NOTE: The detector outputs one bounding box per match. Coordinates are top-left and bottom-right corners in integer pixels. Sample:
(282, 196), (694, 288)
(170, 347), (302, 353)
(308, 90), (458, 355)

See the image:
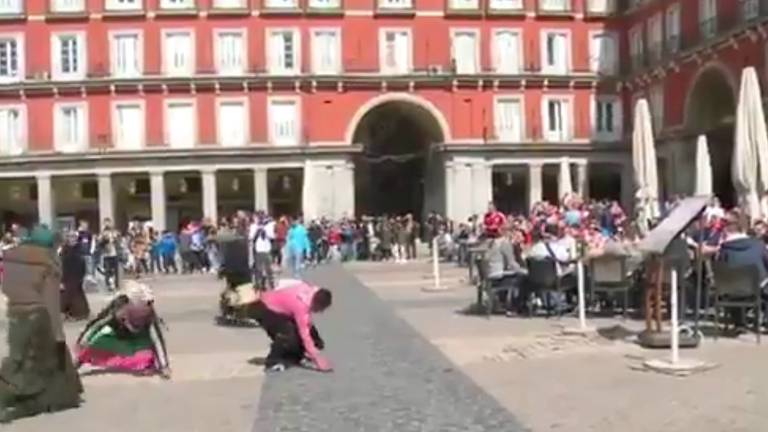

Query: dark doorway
(353, 100), (444, 218)
(686, 67), (736, 207)
(268, 168), (303, 218)
(588, 163), (622, 202)
(492, 167), (528, 214)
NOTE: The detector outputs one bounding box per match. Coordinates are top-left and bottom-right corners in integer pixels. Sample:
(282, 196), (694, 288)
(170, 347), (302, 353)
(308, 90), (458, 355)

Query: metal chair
(525, 257), (564, 317)
(712, 262), (763, 344)
(589, 254), (631, 319)
(475, 258), (523, 318)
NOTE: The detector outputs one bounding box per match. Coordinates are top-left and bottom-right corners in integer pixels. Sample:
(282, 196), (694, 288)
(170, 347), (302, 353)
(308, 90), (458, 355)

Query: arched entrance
(350, 95), (448, 218)
(685, 64), (737, 206)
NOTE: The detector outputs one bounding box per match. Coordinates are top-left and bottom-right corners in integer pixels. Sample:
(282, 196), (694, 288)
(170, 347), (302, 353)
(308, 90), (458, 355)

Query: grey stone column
(253, 167), (268, 213)
(201, 168), (218, 223)
(97, 172), (114, 225)
(444, 162), (456, 220)
(150, 170), (167, 232)
(333, 163), (355, 219)
(528, 162), (543, 209)
(36, 173), (53, 227)
(576, 161), (589, 199)
(470, 161), (493, 217)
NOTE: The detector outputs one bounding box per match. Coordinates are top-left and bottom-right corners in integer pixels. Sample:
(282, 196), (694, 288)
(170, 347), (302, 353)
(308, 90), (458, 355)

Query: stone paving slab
(253, 264), (527, 432)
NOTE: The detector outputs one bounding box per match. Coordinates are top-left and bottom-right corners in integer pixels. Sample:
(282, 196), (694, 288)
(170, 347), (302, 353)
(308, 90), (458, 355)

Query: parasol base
(642, 358), (718, 377)
(561, 326), (596, 336)
(638, 329), (701, 349)
(421, 285), (453, 293)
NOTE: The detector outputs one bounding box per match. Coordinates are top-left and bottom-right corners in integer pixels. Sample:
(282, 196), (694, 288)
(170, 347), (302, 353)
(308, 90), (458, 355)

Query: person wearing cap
(0, 225), (83, 423)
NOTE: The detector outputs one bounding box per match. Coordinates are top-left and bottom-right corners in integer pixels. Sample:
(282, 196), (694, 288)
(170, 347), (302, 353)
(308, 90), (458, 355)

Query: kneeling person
(249, 280), (332, 372)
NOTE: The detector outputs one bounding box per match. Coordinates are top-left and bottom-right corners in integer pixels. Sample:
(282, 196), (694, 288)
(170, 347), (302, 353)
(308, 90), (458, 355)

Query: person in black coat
(60, 234), (89, 321)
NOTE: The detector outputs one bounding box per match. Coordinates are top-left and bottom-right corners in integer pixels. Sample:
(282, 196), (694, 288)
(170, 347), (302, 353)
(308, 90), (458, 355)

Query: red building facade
(0, 0), (631, 230)
(622, 0), (768, 207)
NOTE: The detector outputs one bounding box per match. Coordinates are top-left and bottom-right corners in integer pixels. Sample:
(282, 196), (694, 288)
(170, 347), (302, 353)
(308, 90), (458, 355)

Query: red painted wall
(6, 1), (616, 151)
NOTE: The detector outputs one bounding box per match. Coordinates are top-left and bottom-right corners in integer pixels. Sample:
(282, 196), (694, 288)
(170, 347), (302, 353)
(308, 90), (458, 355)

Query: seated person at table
(528, 224), (577, 311)
(486, 231), (527, 314)
(712, 214), (768, 327)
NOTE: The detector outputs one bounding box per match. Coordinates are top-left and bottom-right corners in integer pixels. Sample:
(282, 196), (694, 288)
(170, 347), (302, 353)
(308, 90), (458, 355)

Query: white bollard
(670, 267), (680, 365)
(577, 260), (588, 331)
(432, 237), (441, 290)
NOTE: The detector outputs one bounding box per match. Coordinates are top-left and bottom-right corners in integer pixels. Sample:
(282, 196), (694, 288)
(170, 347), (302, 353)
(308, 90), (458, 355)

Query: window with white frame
(111, 32), (142, 78)
(450, 0), (479, 9)
(0, 106), (25, 155)
(380, 29), (411, 74)
(51, 0), (85, 13)
(163, 30), (194, 76)
(217, 99), (248, 147)
(494, 97), (523, 142)
(52, 33), (86, 80)
(0, 0), (22, 14)
(215, 30), (246, 75)
(589, 32), (617, 75)
(112, 102), (144, 150)
(55, 103), (87, 153)
(106, 0), (142, 11)
(489, 0), (523, 10)
(160, 0), (194, 9)
(378, 0), (412, 9)
(267, 29), (300, 75)
(451, 30), (479, 74)
(265, 0), (298, 8)
(492, 30), (522, 74)
(666, 4), (680, 53)
(165, 101), (196, 149)
(586, 0), (613, 14)
(649, 85), (664, 132)
(541, 31), (569, 74)
(308, 0), (341, 8)
(213, 0), (246, 7)
(592, 96), (622, 140)
(311, 29), (341, 75)
(539, 0), (570, 12)
(0, 35), (23, 83)
(699, 0), (717, 38)
(269, 98), (299, 146)
(647, 13), (663, 61)
(629, 25), (644, 69)
(542, 97), (571, 142)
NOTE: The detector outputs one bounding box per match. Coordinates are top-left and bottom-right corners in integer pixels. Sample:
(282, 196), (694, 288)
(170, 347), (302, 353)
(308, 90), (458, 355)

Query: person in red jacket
(483, 202), (507, 239)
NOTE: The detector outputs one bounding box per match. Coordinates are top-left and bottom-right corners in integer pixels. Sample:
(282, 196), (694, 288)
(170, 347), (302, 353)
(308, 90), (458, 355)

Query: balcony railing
(630, 52), (647, 71)
(646, 42), (662, 64)
(699, 16), (718, 40)
(664, 35), (680, 57)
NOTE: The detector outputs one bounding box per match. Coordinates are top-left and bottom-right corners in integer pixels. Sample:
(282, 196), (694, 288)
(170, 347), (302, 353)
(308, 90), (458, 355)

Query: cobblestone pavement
(253, 264), (527, 432)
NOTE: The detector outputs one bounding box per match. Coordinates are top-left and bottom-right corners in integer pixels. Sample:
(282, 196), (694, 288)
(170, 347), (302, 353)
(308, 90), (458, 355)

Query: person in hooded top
(0, 225), (83, 423)
(75, 280), (170, 378)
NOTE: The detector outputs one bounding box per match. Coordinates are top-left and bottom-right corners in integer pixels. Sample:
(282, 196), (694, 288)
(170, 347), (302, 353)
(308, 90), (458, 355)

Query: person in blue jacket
(158, 231), (178, 274)
(285, 217), (311, 278)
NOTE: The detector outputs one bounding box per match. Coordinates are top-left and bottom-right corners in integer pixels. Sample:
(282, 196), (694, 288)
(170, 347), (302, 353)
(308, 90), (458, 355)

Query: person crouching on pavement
(247, 280), (332, 373)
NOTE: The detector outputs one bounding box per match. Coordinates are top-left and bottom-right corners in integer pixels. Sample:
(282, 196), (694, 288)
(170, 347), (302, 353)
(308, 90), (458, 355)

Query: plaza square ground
(1, 262), (766, 432)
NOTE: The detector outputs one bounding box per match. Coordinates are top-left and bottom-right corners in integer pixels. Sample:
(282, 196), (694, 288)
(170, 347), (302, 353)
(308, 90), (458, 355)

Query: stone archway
(349, 94), (447, 218)
(684, 64), (737, 206)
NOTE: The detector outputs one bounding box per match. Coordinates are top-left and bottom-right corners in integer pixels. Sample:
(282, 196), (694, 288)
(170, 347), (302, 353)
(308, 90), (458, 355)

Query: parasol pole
(670, 267), (680, 365)
(577, 259), (588, 331)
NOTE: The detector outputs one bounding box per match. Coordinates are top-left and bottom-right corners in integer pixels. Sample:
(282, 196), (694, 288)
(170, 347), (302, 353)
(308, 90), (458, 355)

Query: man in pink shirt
(250, 280), (333, 372)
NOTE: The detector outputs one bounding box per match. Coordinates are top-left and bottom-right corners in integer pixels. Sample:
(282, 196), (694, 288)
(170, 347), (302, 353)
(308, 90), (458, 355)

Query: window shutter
(395, 32), (409, 73)
(613, 98), (623, 137)
(561, 100), (570, 141)
(53, 37), (62, 77)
